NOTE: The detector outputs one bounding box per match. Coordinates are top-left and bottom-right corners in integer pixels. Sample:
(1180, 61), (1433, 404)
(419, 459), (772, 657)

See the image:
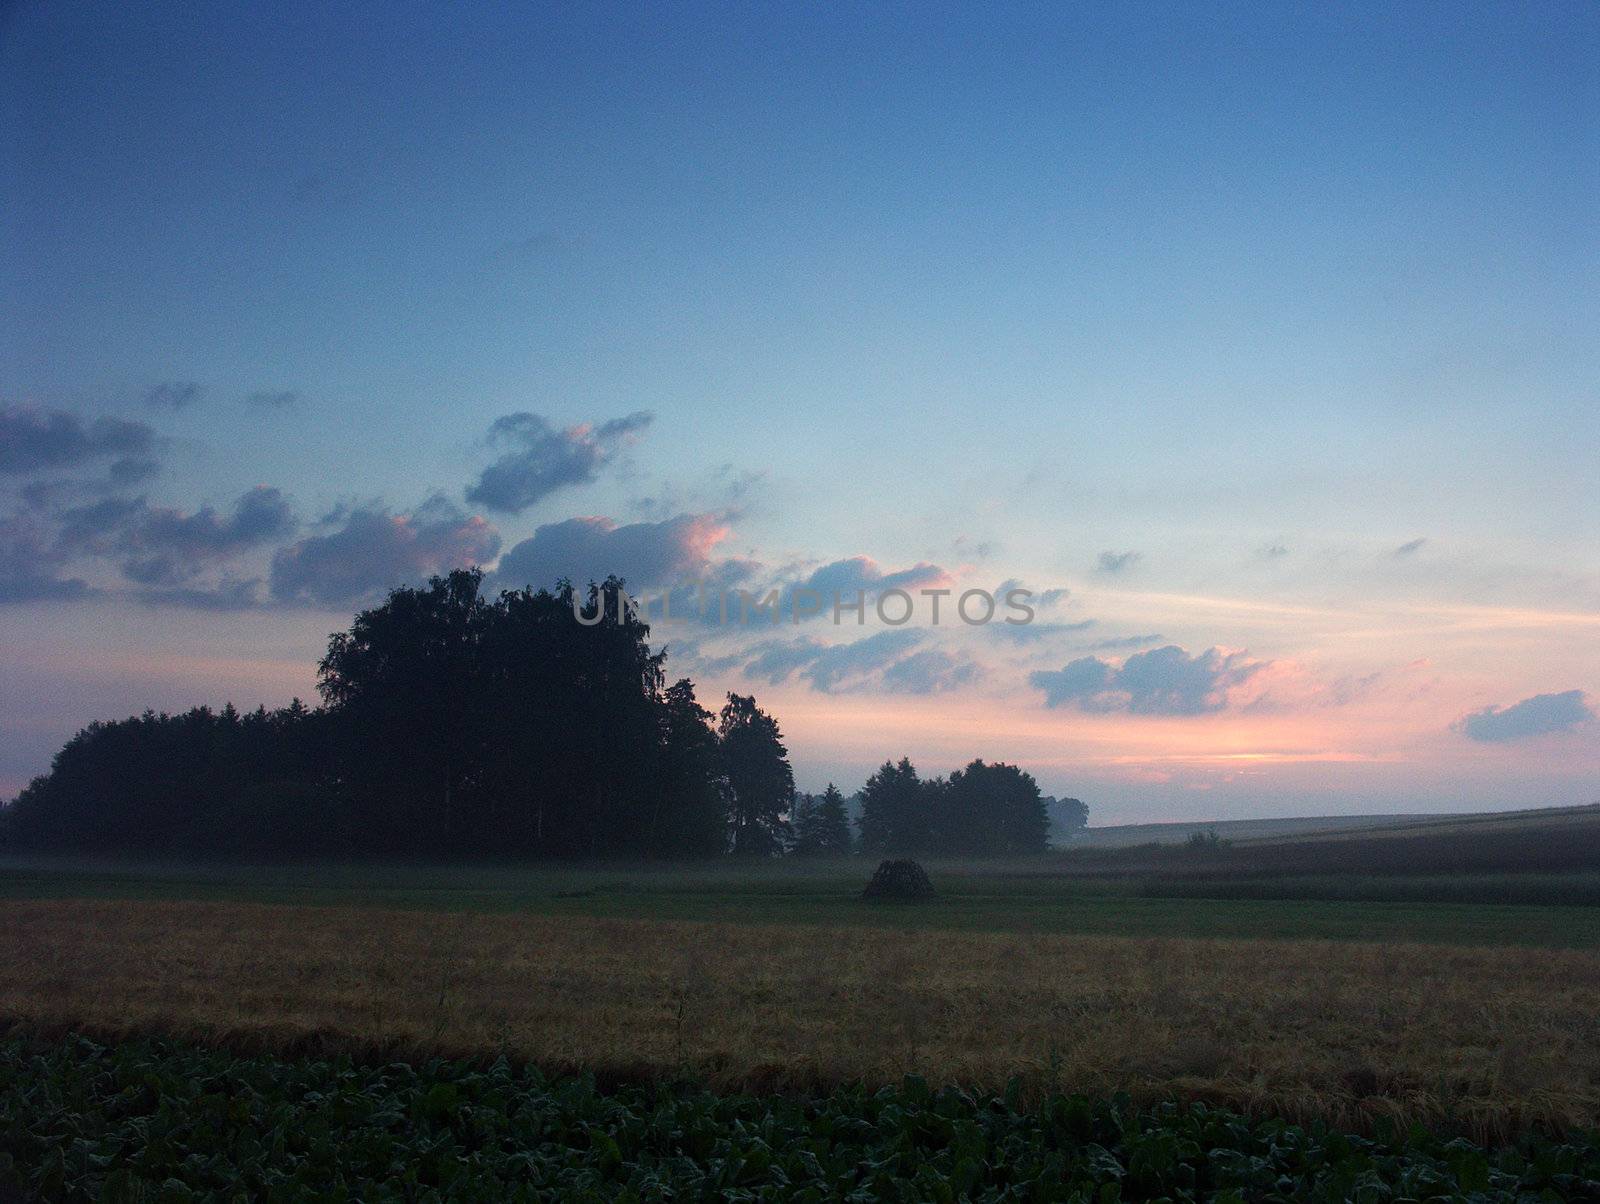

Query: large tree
(810, 783), (853, 855)
(856, 757), (933, 855)
(476, 577), (666, 857)
(790, 785), (851, 857)
(318, 569), (492, 853)
(1045, 795), (1090, 845)
(940, 759), (1050, 856)
(651, 678), (730, 857)
(718, 693), (793, 857)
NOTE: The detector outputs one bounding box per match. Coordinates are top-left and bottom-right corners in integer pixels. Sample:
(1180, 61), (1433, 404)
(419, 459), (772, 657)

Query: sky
(3, 2), (1598, 821)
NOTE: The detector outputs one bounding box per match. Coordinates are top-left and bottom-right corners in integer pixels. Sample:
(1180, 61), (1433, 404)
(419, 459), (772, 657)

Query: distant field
(1053, 802), (1600, 887)
(6, 806), (1600, 1155)
(5, 856), (1600, 946)
(1067, 801), (1600, 848)
(1236, 802), (1600, 845)
(5, 899), (1599, 1137)
(1065, 812), (1439, 847)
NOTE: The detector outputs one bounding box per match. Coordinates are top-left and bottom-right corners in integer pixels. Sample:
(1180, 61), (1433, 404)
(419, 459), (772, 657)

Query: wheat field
(5, 898), (1599, 1138)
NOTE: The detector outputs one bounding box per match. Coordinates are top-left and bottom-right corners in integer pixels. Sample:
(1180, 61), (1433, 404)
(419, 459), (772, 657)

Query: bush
(862, 858), (936, 901)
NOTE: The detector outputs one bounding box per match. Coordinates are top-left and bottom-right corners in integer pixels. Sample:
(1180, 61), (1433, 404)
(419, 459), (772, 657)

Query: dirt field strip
(5, 898), (1599, 1136)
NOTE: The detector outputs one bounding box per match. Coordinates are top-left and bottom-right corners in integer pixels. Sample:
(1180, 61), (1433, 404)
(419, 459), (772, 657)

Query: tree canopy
(792, 784), (853, 856)
(1, 571), (1084, 861)
(857, 756), (1053, 857)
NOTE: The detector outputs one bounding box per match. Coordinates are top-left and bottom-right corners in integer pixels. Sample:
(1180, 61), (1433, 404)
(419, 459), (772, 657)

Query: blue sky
(3, 2), (1597, 818)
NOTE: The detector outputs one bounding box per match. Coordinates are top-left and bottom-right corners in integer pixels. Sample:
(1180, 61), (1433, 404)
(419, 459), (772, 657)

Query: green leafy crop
(2, 1035), (1596, 1201)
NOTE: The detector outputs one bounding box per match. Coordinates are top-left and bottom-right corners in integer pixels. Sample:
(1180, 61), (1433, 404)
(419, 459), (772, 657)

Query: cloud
(108, 457), (160, 487)
(741, 636), (832, 684)
(797, 555), (950, 596)
(495, 512), (734, 591)
(1088, 633), (1166, 651)
(1454, 690), (1595, 743)
(995, 579), (1069, 609)
(465, 410), (653, 513)
(952, 534), (997, 561)
(132, 578), (265, 611)
(121, 487), (297, 585)
(14, 460), (157, 511)
(1030, 644), (1269, 715)
(733, 630), (977, 695)
(270, 495), (500, 607)
(989, 618), (1096, 645)
(1097, 550), (1141, 573)
(0, 405), (158, 476)
(142, 381), (203, 410)
(742, 629), (926, 693)
(880, 648), (982, 695)
(629, 463), (766, 523)
(53, 496), (148, 556)
(755, 556), (952, 627)
(1393, 537), (1428, 557)
(0, 575), (91, 604)
(0, 510), (92, 604)
(53, 487), (297, 587)
(246, 390), (300, 410)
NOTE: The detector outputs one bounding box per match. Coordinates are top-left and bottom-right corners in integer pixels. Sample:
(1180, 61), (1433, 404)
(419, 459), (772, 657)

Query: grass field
(6, 897), (1600, 1139)
(1065, 802), (1600, 849)
(5, 853), (1600, 947)
(1064, 811), (1442, 847)
(4, 805), (1599, 1186)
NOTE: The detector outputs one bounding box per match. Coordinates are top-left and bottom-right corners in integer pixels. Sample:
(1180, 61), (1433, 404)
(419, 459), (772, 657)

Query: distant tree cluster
(1046, 795), (1090, 843)
(855, 757), (1053, 857)
(0, 572), (790, 859)
(789, 785), (852, 856)
(0, 700), (340, 857)
(1, 569), (1088, 861)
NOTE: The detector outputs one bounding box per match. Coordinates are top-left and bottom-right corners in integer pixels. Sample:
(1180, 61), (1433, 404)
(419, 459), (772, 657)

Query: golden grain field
(5, 898), (1599, 1136)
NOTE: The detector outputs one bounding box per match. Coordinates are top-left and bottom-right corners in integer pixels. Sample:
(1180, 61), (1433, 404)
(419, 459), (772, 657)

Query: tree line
(0, 570), (1086, 859)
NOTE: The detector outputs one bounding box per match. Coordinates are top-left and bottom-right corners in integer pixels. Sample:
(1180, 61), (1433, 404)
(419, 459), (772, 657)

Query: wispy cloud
(1096, 550), (1141, 573)
(246, 390), (300, 410)
(1087, 633), (1165, 651)
(742, 629), (931, 693)
(142, 381), (203, 411)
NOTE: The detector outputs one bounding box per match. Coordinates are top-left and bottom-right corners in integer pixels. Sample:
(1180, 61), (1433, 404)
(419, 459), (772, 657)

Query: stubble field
(6, 897), (1599, 1139)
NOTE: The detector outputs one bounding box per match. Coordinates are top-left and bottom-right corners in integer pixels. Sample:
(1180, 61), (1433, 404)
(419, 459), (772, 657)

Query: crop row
(3, 1034), (1598, 1201)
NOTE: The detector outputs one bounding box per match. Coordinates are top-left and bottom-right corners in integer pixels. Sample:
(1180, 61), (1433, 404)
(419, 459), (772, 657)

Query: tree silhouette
(0, 571), (1080, 863)
(941, 759), (1050, 856)
(718, 693), (793, 857)
(811, 783), (852, 855)
(857, 757), (931, 855)
(318, 569), (492, 853)
(1045, 795), (1090, 845)
(790, 792), (820, 855)
(652, 678), (730, 857)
